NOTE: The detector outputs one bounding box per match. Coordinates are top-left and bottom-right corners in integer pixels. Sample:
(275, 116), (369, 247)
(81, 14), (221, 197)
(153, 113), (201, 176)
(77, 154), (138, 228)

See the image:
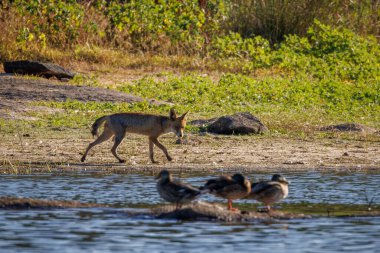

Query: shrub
(14, 0), (85, 48)
(209, 32), (272, 68)
(223, 0), (379, 44)
(277, 21), (380, 81)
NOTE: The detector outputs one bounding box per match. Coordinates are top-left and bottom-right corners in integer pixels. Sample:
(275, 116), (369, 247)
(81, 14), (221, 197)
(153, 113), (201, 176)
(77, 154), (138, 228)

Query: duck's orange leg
(227, 199), (239, 212)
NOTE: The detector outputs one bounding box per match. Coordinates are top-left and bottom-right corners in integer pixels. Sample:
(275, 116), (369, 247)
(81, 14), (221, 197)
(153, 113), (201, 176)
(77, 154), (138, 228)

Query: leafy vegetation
(0, 0), (378, 60)
(224, 0), (379, 44)
(0, 1), (379, 138)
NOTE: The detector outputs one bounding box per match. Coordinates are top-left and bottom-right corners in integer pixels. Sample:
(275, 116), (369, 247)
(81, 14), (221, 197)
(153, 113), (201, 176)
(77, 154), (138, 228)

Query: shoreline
(2, 133), (379, 174)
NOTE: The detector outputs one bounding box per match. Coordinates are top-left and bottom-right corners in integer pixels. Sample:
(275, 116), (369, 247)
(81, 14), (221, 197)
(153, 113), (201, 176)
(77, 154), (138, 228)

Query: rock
(206, 112), (267, 135)
(152, 202), (308, 221)
(0, 75), (166, 105)
(318, 123), (377, 133)
(189, 118), (217, 127)
(4, 60), (76, 79)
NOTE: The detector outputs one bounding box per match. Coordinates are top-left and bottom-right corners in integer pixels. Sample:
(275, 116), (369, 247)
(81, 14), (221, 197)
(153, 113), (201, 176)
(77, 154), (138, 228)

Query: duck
(246, 174), (289, 211)
(201, 173), (251, 211)
(156, 170), (202, 210)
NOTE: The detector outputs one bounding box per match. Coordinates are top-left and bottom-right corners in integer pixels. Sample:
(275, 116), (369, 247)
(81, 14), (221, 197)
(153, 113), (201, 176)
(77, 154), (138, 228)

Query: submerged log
(2, 197), (378, 221)
(152, 202), (308, 221)
(0, 197), (305, 221)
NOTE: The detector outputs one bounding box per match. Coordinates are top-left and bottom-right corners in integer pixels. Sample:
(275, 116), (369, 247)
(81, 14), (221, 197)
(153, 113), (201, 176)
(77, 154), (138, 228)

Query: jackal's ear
(169, 108), (177, 120)
(179, 111), (189, 120)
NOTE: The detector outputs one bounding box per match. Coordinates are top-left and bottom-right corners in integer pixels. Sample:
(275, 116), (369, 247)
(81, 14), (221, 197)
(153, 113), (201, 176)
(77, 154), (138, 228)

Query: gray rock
(4, 60), (76, 79)
(318, 123), (376, 133)
(189, 118), (217, 127)
(206, 112), (267, 135)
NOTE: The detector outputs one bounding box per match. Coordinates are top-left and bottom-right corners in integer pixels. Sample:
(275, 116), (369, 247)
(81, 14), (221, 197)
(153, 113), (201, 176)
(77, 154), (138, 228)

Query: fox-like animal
(81, 108), (188, 164)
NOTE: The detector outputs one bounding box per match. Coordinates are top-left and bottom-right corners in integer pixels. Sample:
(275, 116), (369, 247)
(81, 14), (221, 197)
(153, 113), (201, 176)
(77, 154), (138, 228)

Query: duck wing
(203, 176), (249, 198)
(169, 181), (201, 199)
(248, 181), (282, 200)
(202, 175), (233, 193)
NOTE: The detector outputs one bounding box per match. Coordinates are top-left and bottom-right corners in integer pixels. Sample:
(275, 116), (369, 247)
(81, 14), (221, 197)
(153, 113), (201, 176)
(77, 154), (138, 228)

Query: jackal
(81, 108), (188, 164)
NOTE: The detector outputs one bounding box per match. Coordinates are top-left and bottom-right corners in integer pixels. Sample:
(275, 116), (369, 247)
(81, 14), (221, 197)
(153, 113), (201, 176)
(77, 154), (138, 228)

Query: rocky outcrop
(0, 75), (146, 103)
(4, 60), (76, 79)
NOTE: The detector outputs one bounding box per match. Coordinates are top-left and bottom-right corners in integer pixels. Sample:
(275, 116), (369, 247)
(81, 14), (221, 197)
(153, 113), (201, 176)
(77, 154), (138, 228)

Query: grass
(1, 67), (377, 143)
(21, 70), (378, 139)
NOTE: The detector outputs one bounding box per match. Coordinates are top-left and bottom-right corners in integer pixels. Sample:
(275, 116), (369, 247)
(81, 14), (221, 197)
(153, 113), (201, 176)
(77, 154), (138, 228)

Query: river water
(0, 171), (379, 252)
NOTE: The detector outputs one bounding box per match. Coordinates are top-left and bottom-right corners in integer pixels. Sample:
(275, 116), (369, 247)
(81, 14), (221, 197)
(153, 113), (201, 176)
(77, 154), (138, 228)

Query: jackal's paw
(151, 160), (160, 164)
(167, 156), (173, 162)
(118, 159), (126, 163)
(80, 157), (86, 162)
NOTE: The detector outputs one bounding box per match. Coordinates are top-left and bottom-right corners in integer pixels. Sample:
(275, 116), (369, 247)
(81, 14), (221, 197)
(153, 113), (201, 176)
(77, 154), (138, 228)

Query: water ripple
(0, 172), (379, 252)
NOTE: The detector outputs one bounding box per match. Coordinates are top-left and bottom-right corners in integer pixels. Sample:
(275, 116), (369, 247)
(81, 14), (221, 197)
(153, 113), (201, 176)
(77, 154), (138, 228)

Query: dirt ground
(1, 74), (379, 173)
(2, 128), (380, 173)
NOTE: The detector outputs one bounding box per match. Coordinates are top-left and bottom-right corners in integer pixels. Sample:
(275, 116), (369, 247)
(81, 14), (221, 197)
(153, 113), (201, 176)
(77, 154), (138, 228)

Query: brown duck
(156, 170), (201, 210)
(246, 174), (289, 210)
(201, 173), (251, 211)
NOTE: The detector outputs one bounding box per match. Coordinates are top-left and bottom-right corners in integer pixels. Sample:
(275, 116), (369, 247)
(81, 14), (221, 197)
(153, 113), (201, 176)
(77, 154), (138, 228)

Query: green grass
(21, 69), (378, 140)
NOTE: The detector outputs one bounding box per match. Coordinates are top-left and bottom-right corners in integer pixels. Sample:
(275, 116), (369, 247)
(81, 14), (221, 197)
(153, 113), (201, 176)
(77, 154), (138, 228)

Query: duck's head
(272, 174), (289, 185)
(232, 173), (246, 184)
(156, 170), (172, 181)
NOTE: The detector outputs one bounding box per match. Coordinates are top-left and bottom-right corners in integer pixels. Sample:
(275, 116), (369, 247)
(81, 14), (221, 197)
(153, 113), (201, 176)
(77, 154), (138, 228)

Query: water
(0, 171), (379, 253)
(1, 172), (378, 205)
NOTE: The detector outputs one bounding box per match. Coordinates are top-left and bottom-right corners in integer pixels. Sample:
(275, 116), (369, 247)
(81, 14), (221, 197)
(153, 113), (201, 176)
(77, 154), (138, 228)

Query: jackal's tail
(91, 115), (108, 137)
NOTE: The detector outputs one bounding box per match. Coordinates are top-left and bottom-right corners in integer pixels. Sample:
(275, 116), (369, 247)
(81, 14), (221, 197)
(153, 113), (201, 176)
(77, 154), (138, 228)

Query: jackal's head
(169, 108), (188, 138)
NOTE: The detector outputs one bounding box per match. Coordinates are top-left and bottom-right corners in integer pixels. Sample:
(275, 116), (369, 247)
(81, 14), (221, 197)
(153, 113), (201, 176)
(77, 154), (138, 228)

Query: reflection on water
(0, 172), (379, 252)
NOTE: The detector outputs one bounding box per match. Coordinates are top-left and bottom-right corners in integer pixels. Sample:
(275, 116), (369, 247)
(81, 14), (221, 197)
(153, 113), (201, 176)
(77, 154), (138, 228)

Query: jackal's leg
(148, 138), (159, 163)
(151, 137), (173, 162)
(81, 128), (113, 162)
(111, 133), (126, 163)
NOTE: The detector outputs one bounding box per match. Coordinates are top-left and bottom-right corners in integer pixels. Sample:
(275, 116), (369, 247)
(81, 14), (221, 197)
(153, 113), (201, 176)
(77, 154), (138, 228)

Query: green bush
(103, 0), (214, 53)
(223, 0), (379, 44)
(14, 0), (84, 48)
(1, 0), (378, 58)
(209, 32), (272, 68)
(277, 21), (380, 81)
